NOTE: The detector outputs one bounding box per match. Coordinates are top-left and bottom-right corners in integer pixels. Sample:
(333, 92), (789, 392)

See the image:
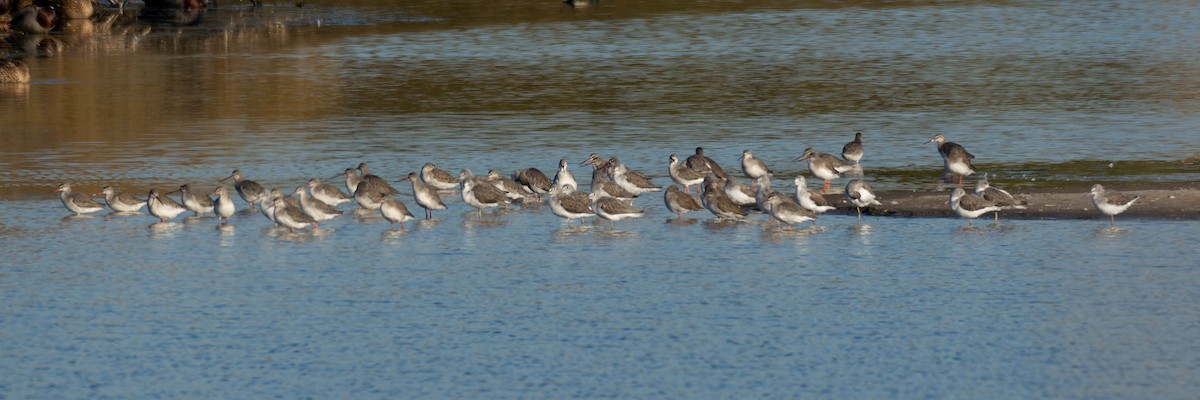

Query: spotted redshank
(212, 186), (236, 225)
(357, 162), (401, 195)
(794, 147), (856, 194)
(950, 187), (1001, 225)
(609, 157), (660, 199)
(171, 184), (214, 216)
(844, 179), (882, 221)
(379, 195), (415, 231)
(220, 169), (266, 209)
(703, 175), (748, 220)
(664, 184), (703, 219)
(553, 158), (578, 192)
(686, 147), (729, 180)
(273, 197), (316, 233)
(842, 132), (864, 164)
(307, 177), (350, 206)
(927, 133), (975, 186)
(974, 179), (1025, 221)
(549, 184), (595, 225)
(294, 186), (341, 226)
(98, 186), (146, 213)
(56, 184), (105, 215)
(739, 149), (772, 189)
(763, 194), (816, 229)
(1088, 184), (1140, 226)
(587, 162), (636, 203)
(401, 172), (446, 219)
(793, 176), (836, 214)
(589, 190), (645, 229)
(487, 169), (533, 202)
(460, 169), (510, 217)
(147, 188), (187, 222)
(668, 154), (705, 195)
(722, 176), (757, 208)
(259, 191), (281, 223)
(334, 167), (362, 195)
(421, 162), (460, 191)
(513, 168), (552, 201)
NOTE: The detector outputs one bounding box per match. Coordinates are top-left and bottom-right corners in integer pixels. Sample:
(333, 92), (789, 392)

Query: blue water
(2, 197), (1198, 398)
(3, 0), (1200, 397)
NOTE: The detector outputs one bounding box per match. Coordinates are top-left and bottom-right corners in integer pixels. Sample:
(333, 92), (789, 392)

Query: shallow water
(2, 0), (1199, 397)
(2, 199), (1199, 398)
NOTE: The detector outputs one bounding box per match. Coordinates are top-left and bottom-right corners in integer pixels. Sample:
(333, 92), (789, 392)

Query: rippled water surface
(2, 0), (1199, 397)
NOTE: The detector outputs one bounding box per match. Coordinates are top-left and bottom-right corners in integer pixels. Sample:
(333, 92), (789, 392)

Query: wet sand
(827, 181), (1200, 221)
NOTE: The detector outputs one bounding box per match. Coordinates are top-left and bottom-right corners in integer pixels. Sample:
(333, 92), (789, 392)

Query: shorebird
(10, 4), (57, 34)
(589, 190), (645, 229)
(421, 162), (460, 191)
(212, 187), (235, 225)
(950, 187), (1001, 225)
(552, 158), (577, 191)
(753, 176), (777, 212)
(586, 160), (637, 203)
(147, 189), (187, 222)
(351, 182), (389, 211)
(220, 169), (266, 209)
(307, 178), (350, 206)
(294, 186), (342, 224)
(460, 169), (510, 217)
(927, 133), (975, 186)
(609, 157), (660, 198)
(842, 132), (864, 164)
(334, 167), (362, 195)
(763, 194), (816, 229)
(844, 179), (882, 222)
(1088, 184), (1140, 226)
(486, 169), (533, 202)
(739, 149), (772, 188)
(974, 179), (1025, 221)
(794, 147), (856, 194)
(722, 176), (757, 208)
(171, 184), (214, 216)
(703, 175), (748, 220)
(356, 162), (401, 195)
(668, 154), (705, 195)
(273, 197), (316, 232)
(401, 172), (446, 219)
(664, 184), (704, 219)
(513, 168), (552, 201)
(793, 176), (836, 215)
(379, 195), (415, 231)
(549, 184), (594, 225)
(56, 184), (105, 215)
(686, 147), (728, 180)
(98, 186), (146, 213)
(258, 191), (282, 224)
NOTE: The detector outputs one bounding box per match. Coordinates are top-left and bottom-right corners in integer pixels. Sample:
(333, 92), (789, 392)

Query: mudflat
(821, 181), (1200, 221)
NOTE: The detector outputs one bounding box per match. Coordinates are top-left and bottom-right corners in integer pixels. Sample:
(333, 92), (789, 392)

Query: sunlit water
(2, 0), (1200, 397)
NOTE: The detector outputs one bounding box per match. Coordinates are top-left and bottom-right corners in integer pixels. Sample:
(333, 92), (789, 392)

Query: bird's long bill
(330, 171), (348, 179)
(219, 174), (235, 182)
(577, 158), (593, 167)
(791, 154), (811, 162)
(167, 189), (182, 195)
